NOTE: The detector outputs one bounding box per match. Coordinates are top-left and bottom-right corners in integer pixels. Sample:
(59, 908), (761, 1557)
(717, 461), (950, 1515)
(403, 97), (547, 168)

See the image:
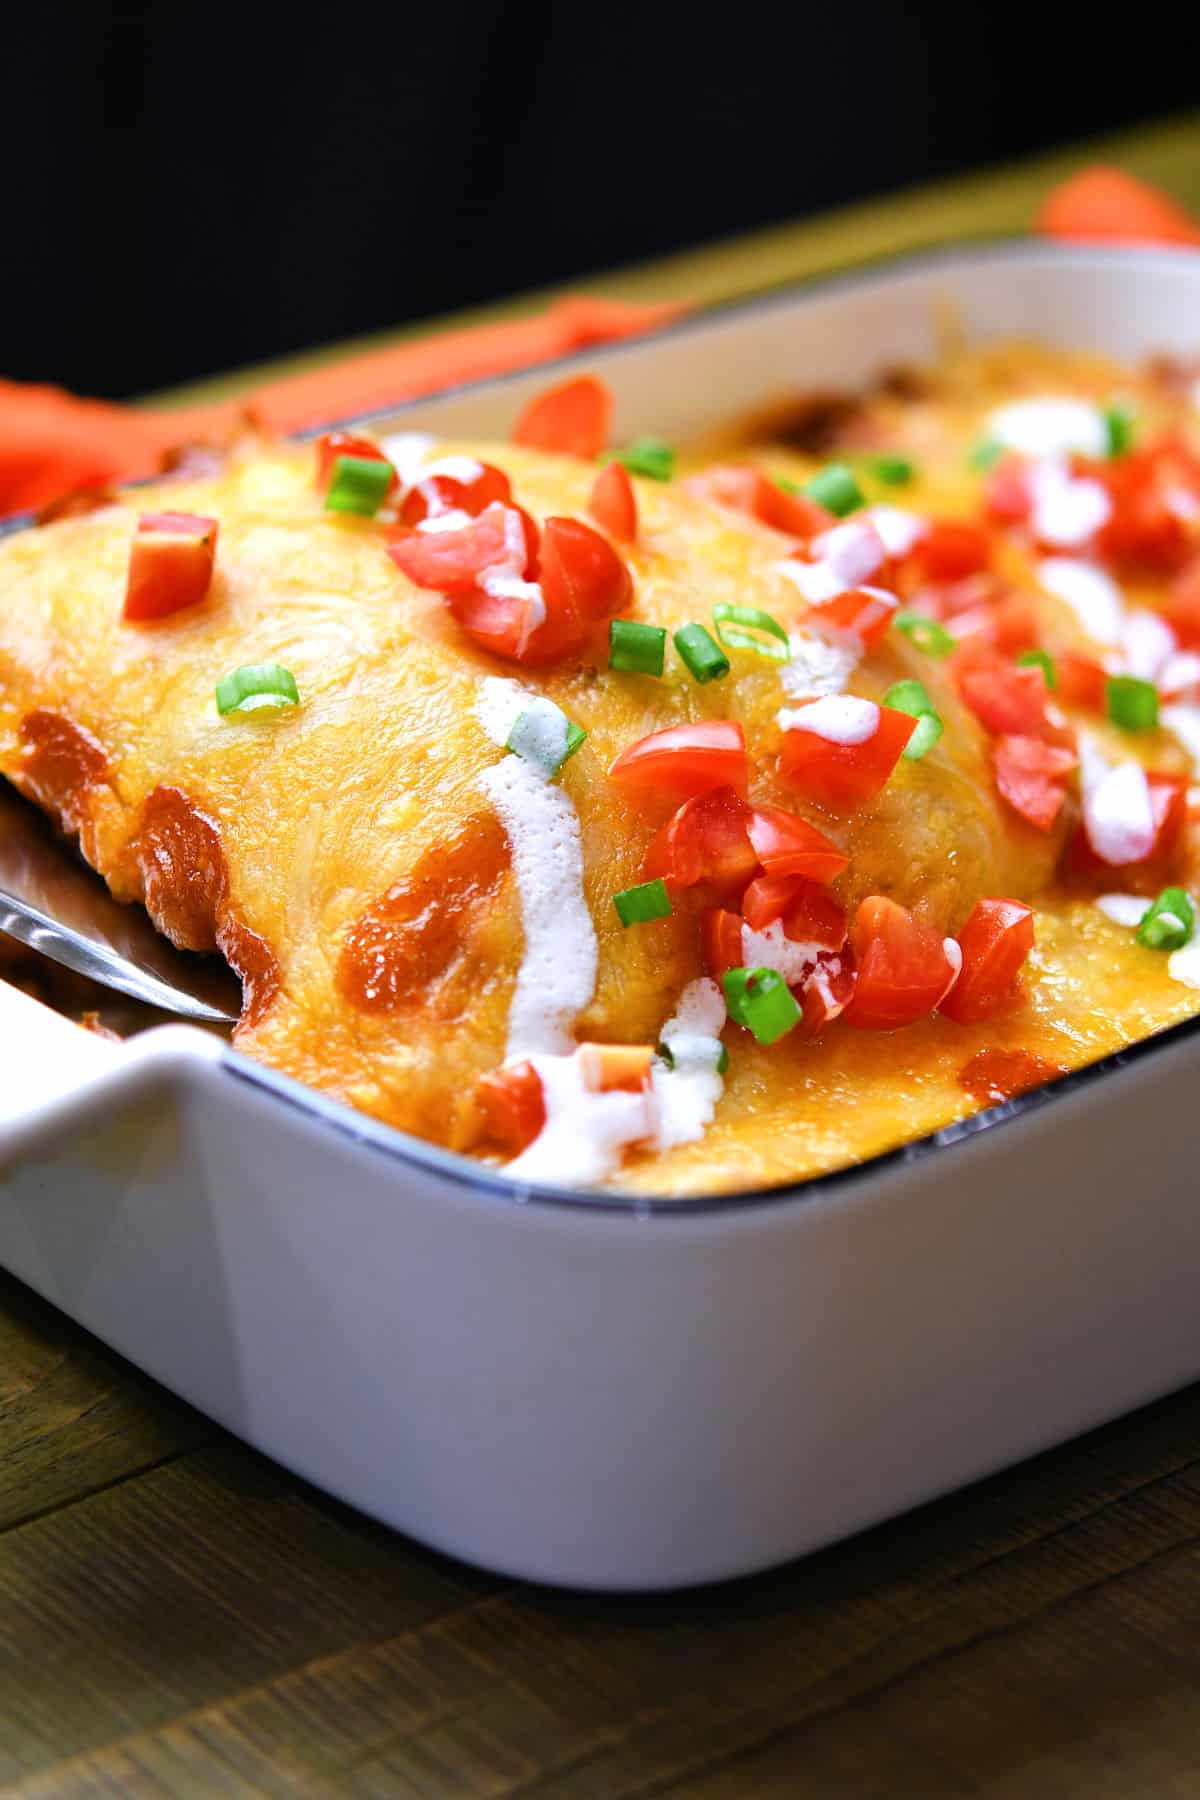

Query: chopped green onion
(774, 476), (800, 495)
(1106, 675), (1159, 732)
(656, 1037), (729, 1074)
(613, 878), (672, 927)
(802, 463), (865, 517)
(884, 678), (943, 761)
(712, 601), (790, 662)
(674, 622), (731, 684)
(869, 454), (915, 486)
(1102, 402), (1135, 459)
(722, 966), (802, 1045)
(215, 663), (300, 717)
(324, 454), (394, 516)
(894, 611), (957, 658)
(1018, 648), (1058, 690)
(1136, 887), (1195, 951)
(969, 439), (1004, 472)
(609, 618), (666, 676)
(609, 437), (676, 482)
(506, 700), (587, 776)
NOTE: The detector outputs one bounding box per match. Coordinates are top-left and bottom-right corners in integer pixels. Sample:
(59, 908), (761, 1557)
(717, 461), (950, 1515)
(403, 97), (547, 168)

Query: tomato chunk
(643, 787), (757, 897)
(1163, 555), (1200, 647)
(939, 897), (1035, 1023)
(526, 515), (632, 662)
(398, 460), (512, 525)
(388, 501), (536, 595)
(778, 702), (916, 808)
(983, 455), (1032, 524)
(993, 735), (1078, 832)
(842, 895), (955, 1031)
(800, 954), (856, 1034)
(315, 432), (397, 498)
(804, 587), (897, 648)
(124, 512), (218, 622)
(610, 721), (748, 804)
(476, 1061), (546, 1154)
(954, 647), (1051, 737)
(905, 519), (991, 582)
(1071, 770), (1188, 873)
(746, 804), (848, 883)
(512, 375), (612, 459)
(701, 908), (746, 980)
(684, 464), (834, 539)
(578, 1043), (655, 1093)
(1093, 441), (1199, 573)
(1056, 650), (1108, 711)
(589, 459), (638, 540)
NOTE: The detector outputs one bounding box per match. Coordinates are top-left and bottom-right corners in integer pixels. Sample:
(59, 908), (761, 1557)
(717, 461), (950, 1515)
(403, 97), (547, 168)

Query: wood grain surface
(4, 1263), (1200, 1797)
(7, 115), (1200, 1796)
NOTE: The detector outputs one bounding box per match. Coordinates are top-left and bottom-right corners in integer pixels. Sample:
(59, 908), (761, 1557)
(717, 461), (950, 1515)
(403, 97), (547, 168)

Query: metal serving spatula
(0, 781), (241, 1024)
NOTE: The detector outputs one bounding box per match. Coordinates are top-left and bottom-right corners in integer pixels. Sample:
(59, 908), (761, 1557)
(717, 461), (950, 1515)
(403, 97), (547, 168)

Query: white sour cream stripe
(777, 695), (880, 744)
(987, 398), (1108, 459)
(1078, 738), (1156, 866)
(779, 632), (862, 700)
(651, 978), (728, 1151)
(1038, 558), (1125, 646)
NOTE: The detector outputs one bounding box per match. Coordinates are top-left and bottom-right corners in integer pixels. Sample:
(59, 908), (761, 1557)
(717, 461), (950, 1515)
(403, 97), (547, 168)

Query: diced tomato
(842, 895), (955, 1031)
(1071, 771), (1188, 873)
(589, 459), (638, 540)
(123, 512), (219, 622)
(525, 515), (633, 662)
(988, 594), (1041, 654)
(398, 459), (512, 525)
(1057, 650), (1108, 711)
(741, 872), (805, 930)
(643, 787), (757, 897)
(578, 1043), (654, 1093)
(778, 703), (916, 808)
(315, 432), (397, 498)
(983, 455), (1032, 524)
(512, 375), (612, 459)
(939, 897), (1035, 1023)
(745, 803), (848, 883)
(781, 880), (848, 949)
(684, 464), (835, 539)
(701, 907), (745, 979)
(805, 587), (897, 647)
(388, 501), (537, 595)
(476, 1061), (545, 1154)
(904, 518), (991, 582)
(610, 721), (748, 804)
(799, 953), (856, 1034)
(1093, 442), (1198, 574)
(993, 735), (1078, 832)
(1162, 556), (1200, 647)
(954, 647), (1051, 737)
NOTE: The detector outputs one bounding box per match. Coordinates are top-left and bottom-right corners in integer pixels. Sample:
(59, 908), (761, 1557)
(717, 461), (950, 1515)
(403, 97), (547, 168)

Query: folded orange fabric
(1036, 164), (1200, 248)
(0, 295), (683, 516)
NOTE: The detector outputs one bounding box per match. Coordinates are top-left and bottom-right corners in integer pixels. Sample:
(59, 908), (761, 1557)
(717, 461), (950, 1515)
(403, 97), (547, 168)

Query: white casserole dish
(3, 242), (1200, 1592)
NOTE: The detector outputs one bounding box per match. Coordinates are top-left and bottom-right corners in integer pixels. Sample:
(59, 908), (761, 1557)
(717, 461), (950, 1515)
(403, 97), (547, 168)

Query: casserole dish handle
(0, 979), (221, 1170)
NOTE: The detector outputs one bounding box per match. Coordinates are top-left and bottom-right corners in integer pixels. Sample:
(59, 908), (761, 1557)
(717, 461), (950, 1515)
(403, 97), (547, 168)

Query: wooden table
(7, 116), (1200, 1796)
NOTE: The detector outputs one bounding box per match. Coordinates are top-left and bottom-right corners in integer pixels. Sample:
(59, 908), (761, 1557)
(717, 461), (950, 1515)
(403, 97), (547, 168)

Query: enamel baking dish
(5, 242), (1200, 1592)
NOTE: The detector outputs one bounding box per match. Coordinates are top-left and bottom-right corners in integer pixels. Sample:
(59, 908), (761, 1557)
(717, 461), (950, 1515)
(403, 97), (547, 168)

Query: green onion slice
(216, 663), (300, 716)
(609, 618), (666, 676)
(324, 454), (394, 516)
(673, 622), (730, 684)
(656, 1036), (729, 1074)
(1102, 402), (1135, 459)
(869, 455), (915, 486)
(1136, 887), (1195, 951)
(893, 612), (957, 658)
(1018, 648), (1058, 689)
(608, 437), (676, 482)
(1106, 675), (1160, 733)
(712, 602), (790, 662)
(506, 699), (587, 776)
(613, 878), (672, 927)
(722, 966), (801, 1045)
(802, 463), (865, 517)
(884, 679), (943, 761)
(969, 439), (1004, 472)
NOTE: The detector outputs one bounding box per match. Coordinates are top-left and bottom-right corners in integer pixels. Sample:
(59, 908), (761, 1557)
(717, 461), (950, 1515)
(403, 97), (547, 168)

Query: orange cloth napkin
(0, 295), (682, 516)
(1036, 164), (1200, 247)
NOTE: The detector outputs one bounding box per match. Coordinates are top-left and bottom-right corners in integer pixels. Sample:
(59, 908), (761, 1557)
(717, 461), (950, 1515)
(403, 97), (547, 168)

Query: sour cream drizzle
(777, 695), (880, 744)
(987, 398), (1108, 459)
(1078, 737), (1156, 866)
(1038, 558), (1125, 646)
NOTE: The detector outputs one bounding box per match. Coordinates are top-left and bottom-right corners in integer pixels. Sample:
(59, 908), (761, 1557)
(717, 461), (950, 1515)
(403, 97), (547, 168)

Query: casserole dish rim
(7, 233), (1200, 1216)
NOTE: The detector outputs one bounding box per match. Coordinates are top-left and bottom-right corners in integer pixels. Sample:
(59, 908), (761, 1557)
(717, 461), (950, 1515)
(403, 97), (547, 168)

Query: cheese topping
(777, 695), (880, 744)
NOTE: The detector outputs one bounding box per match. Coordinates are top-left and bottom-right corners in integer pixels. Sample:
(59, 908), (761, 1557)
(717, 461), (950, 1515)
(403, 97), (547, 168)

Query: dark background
(3, 4), (1193, 400)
